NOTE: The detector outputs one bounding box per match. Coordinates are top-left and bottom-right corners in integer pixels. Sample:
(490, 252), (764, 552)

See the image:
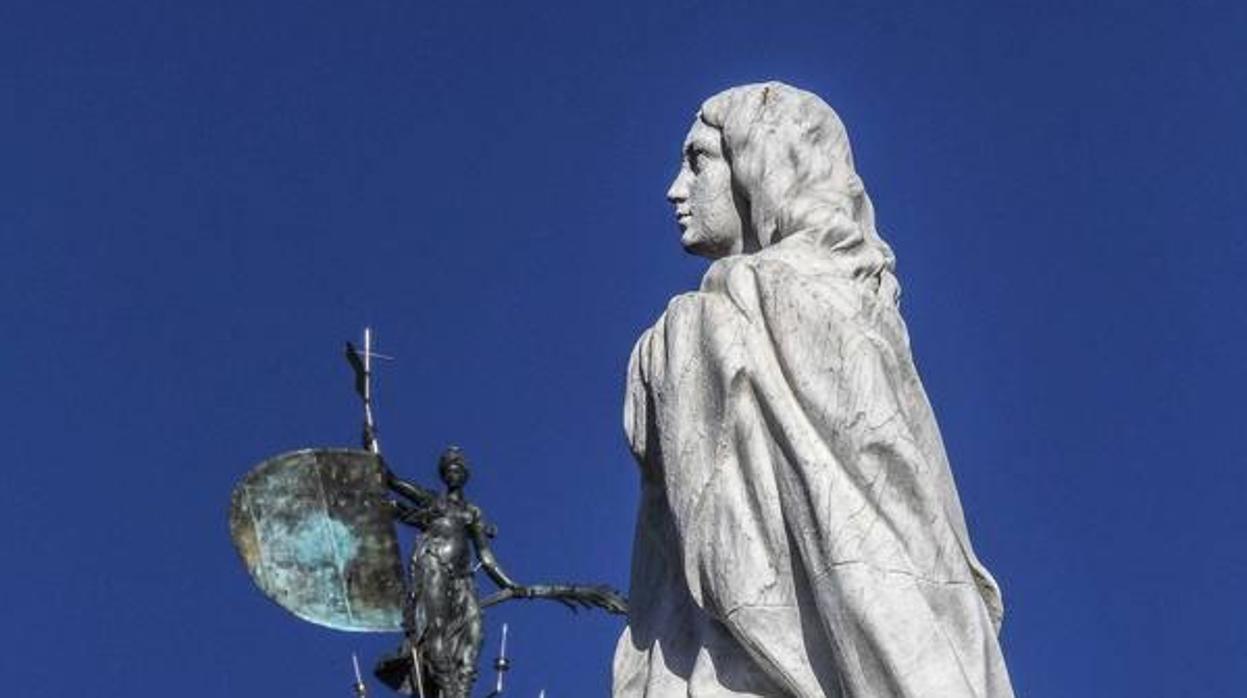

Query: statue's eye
(689, 149), (707, 174)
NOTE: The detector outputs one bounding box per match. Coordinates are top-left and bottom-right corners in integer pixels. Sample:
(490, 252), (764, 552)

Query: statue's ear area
(724, 142), (761, 254)
(720, 127), (775, 250)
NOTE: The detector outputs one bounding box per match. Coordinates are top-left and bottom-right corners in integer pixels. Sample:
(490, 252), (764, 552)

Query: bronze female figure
(376, 447), (625, 697)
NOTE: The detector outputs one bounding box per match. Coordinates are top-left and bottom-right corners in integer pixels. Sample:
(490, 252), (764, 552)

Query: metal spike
(489, 622), (511, 696)
(351, 653), (367, 697)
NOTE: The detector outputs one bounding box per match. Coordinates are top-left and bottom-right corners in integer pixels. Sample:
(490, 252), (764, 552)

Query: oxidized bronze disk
(229, 448), (404, 632)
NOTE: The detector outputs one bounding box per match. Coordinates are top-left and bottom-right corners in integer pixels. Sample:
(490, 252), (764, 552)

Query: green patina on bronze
(229, 448), (405, 632)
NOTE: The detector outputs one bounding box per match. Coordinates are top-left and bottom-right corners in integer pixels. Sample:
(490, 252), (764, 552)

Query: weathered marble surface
(612, 82), (1015, 698)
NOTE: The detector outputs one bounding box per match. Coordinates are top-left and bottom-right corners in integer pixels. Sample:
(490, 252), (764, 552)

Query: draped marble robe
(612, 225), (1014, 698)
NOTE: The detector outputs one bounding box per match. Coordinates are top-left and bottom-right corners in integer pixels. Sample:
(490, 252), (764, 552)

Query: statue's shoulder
(695, 253), (787, 320)
(631, 255), (783, 381)
(753, 242), (895, 327)
(700, 253), (761, 293)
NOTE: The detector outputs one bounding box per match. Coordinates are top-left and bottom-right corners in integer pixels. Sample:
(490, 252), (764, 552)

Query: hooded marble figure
(612, 82), (1015, 698)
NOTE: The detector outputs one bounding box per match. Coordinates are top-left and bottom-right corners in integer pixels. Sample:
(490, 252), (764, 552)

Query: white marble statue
(612, 82), (1015, 698)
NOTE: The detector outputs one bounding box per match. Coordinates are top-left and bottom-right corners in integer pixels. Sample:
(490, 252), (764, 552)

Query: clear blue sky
(3, 1), (1245, 696)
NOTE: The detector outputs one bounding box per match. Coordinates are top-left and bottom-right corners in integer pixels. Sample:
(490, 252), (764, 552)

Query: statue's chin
(681, 228), (732, 260)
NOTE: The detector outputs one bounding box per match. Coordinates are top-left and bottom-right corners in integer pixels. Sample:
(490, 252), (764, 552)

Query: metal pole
(363, 327), (380, 454)
(409, 642), (427, 698)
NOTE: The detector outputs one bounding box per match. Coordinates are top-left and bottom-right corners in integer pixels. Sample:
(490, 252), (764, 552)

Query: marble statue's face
(667, 120), (745, 259)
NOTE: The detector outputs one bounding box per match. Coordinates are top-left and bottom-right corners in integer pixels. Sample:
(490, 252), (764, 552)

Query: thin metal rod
(410, 643), (426, 698)
(494, 623), (509, 694)
(351, 652), (367, 697)
(363, 327), (380, 454)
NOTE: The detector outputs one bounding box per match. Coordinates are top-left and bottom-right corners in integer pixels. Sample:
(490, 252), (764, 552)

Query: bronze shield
(230, 448), (404, 632)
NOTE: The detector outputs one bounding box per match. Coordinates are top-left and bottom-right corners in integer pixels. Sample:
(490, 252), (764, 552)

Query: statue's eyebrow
(685, 133), (715, 157)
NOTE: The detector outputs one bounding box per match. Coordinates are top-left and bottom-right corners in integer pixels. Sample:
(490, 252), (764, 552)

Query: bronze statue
(230, 330), (625, 697)
(375, 446), (626, 698)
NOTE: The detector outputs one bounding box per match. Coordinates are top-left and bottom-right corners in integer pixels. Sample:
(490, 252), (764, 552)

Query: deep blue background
(3, 1), (1245, 696)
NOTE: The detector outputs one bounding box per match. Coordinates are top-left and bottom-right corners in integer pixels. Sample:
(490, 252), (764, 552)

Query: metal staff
(345, 327), (391, 455)
(347, 329), (425, 698)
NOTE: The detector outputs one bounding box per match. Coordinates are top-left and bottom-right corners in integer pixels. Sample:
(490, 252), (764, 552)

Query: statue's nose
(666, 169), (690, 204)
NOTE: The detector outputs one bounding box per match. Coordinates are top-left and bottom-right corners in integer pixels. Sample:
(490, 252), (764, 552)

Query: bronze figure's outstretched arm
(470, 519), (628, 615)
(480, 583), (627, 614)
(470, 519), (522, 591)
